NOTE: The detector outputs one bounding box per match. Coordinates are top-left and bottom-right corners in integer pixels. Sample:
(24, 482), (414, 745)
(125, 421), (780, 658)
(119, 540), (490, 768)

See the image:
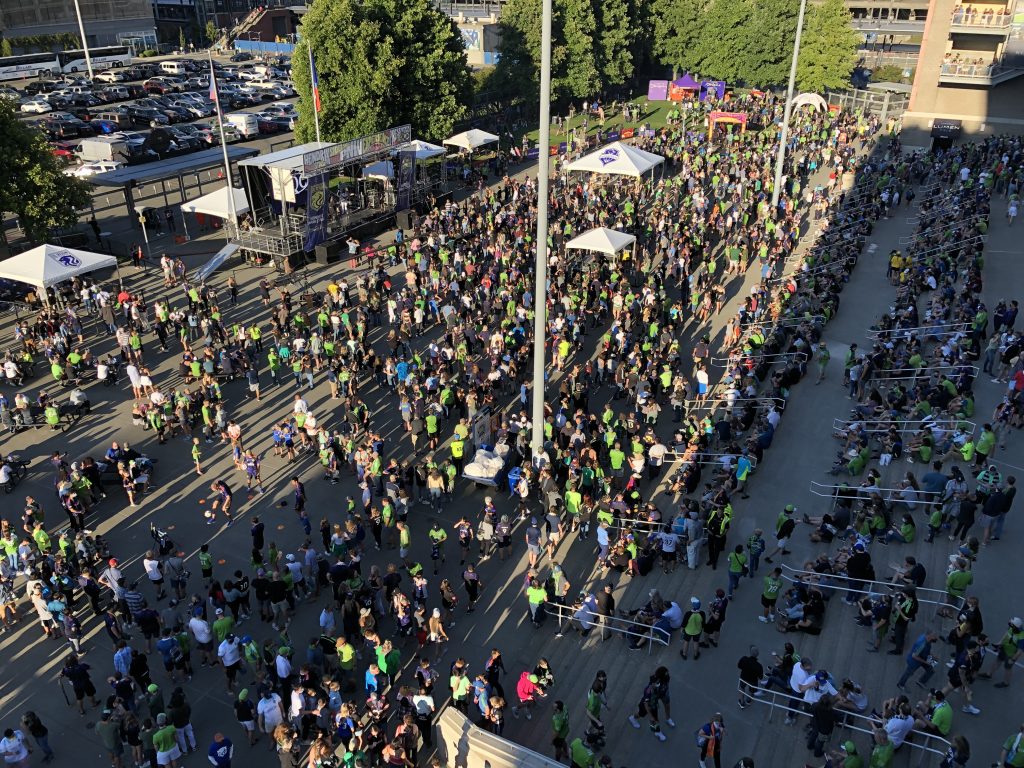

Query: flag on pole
(310, 48), (321, 113)
(208, 60), (218, 104)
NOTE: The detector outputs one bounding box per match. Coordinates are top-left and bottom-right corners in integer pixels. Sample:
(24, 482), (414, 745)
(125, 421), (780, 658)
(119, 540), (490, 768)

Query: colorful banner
(302, 124), (412, 175)
(303, 172), (329, 252)
(620, 127), (635, 139)
(709, 111), (748, 125)
(647, 79), (669, 101)
(395, 150), (416, 211)
(700, 80), (727, 102)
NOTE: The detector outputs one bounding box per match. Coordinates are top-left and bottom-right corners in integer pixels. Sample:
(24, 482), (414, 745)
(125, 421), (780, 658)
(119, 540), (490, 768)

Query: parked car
(257, 112), (296, 131)
(126, 106), (170, 128)
(24, 80), (62, 95)
(260, 103), (297, 117)
(229, 51), (253, 62)
(49, 140), (78, 160)
(256, 115), (283, 134)
(95, 70), (126, 83)
(89, 119), (121, 134)
(166, 127), (203, 151)
(65, 160), (122, 178)
(39, 117), (93, 139)
(21, 98), (52, 114)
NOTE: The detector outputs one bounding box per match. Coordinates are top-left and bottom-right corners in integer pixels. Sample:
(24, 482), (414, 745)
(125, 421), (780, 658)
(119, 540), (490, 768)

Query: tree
(179, 28), (187, 51)
(796, 0), (860, 93)
(0, 103), (90, 244)
(743, 0), (800, 86)
(653, 0), (706, 78)
(205, 21), (218, 46)
(689, 0), (753, 83)
(291, 0), (472, 143)
(0, 38), (12, 57)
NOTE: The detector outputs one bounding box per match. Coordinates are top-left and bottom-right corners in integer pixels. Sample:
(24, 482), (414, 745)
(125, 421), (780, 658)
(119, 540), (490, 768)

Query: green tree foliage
(652, 0), (706, 77)
(292, 0), (471, 143)
(205, 21), (218, 46)
(0, 102), (90, 243)
(1, 39), (13, 57)
(796, 0), (860, 92)
(689, 0), (753, 83)
(179, 29), (187, 51)
(496, 0), (648, 103)
(744, 0), (799, 86)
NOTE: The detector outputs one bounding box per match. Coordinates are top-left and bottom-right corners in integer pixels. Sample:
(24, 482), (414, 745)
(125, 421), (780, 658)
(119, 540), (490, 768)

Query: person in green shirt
(212, 609), (235, 643)
(914, 690), (952, 736)
(526, 578), (547, 626)
(95, 710), (125, 766)
(868, 728), (894, 768)
(568, 736), (595, 768)
(999, 725), (1024, 768)
(550, 701), (570, 762)
(726, 545), (748, 598)
(760, 568), (783, 622)
(942, 560), (973, 615)
(151, 713), (179, 766)
(834, 739), (864, 768)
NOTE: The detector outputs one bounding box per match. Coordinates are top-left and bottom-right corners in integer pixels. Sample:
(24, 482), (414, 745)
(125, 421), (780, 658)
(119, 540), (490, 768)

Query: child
(926, 505), (943, 543)
(191, 437), (203, 476)
(198, 544), (213, 589)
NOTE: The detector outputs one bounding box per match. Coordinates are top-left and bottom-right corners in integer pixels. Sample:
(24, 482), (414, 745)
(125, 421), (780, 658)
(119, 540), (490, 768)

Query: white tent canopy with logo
(0, 244), (117, 294)
(180, 186), (250, 220)
(362, 160), (395, 180)
(443, 129), (499, 151)
(566, 227), (637, 256)
(408, 140), (446, 159)
(566, 141), (665, 177)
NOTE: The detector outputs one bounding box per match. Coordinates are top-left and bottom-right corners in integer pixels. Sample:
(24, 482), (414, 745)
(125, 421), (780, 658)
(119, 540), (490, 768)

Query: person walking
(207, 733), (233, 768)
(696, 712), (725, 768)
(551, 700), (570, 763)
(763, 505), (797, 563)
(896, 631), (938, 690)
(628, 666), (674, 741)
(18, 713), (53, 763)
(736, 647), (764, 709)
(680, 597), (706, 660)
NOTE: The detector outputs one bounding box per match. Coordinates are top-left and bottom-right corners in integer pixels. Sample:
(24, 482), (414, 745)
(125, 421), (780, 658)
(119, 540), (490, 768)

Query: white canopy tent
(408, 140), (446, 159)
(566, 141), (665, 177)
(443, 129), (499, 151)
(565, 227), (637, 256)
(0, 245), (117, 297)
(362, 160), (395, 180)
(180, 186), (250, 220)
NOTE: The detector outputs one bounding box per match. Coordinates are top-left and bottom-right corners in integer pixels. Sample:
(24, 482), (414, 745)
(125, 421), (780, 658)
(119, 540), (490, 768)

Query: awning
(0, 244), (117, 291)
(362, 160), (395, 180)
(565, 141), (665, 177)
(931, 119), (962, 139)
(565, 227), (636, 255)
(180, 185), (249, 219)
(443, 129), (499, 151)
(408, 140), (446, 159)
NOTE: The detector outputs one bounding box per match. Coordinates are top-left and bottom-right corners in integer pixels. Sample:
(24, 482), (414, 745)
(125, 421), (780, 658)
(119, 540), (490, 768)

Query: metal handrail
(905, 235), (987, 260)
(871, 363), (978, 378)
(831, 416), (976, 437)
(740, 314), (824, 329)
(542, 601), (670, 654)
(866, 321), (970, 340)
(779, 564), (960, 610)
(680, 396), (786, 411)
(736, 681), (952, 766)
(710, 351), (809, 366)
(808, 480), (945, 507)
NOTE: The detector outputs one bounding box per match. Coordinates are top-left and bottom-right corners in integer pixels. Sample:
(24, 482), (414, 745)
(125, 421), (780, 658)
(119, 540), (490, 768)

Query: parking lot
(2, 51), (298, 179)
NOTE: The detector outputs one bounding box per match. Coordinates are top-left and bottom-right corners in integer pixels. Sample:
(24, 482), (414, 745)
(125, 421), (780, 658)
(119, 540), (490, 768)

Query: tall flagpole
(208, 50), (238, 239)
(530, 0), (553, 459)
(308, 43), (321, 144)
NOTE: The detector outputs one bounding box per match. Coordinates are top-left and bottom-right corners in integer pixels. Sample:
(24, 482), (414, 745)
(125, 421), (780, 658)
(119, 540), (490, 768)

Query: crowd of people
(0, 93), (1021, 768)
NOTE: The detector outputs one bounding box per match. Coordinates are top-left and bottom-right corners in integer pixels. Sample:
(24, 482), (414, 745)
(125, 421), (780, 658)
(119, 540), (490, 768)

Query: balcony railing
(951, 9), (1012, 28)
(939, 60), (1024, 84)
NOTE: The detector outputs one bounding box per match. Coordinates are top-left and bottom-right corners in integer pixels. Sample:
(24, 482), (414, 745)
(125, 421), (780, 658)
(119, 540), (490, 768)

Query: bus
(0, 53), (61, 82)
(59, 45), (134, 74)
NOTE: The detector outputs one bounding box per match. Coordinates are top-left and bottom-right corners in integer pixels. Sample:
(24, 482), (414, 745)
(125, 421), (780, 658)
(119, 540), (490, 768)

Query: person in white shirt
(804, 671), (838, 704)
(3, 361), (21, 385)
(787, 658), (817, 724)
(256, 690), (284, 741)
(661, 601), (683, 630)
(319, 605), (336, 636)
(217, 634), (242, 693)
(188, 614), (215, 667)
(142, 552), (167, 601)
(884, 703), (915, 748)
(292, 395), (308, 415)
(275, 649), (292, 683)
(0, 728), (30, 768)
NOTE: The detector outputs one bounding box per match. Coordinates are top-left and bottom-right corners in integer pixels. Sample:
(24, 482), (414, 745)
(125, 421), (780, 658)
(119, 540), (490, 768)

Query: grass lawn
(519, 96), (681, 145)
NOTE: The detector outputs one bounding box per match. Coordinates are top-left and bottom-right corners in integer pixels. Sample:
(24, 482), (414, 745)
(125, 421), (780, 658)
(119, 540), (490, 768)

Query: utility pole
(72, 0), (95, 80)
(530, 0), (553, 460)
(770, 0), (808, 208)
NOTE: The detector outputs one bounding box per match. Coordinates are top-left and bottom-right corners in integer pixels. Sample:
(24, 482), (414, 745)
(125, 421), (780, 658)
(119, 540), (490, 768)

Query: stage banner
(700, 80), (727, 101)
(647, 79), (669, 101)
(303, 172), (329, 252)
(620, 127), (635, 139)
(395, 149), (416, 211)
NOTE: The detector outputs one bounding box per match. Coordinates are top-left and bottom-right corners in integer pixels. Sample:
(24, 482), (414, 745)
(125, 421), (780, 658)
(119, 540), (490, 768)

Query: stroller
(150, 522), (175, 556)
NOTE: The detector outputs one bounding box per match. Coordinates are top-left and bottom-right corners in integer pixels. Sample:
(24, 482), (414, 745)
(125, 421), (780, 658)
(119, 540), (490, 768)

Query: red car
(49, 141), (77, 164)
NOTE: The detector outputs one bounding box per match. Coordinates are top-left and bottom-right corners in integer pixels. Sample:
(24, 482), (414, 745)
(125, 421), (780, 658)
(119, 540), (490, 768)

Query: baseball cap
(241, 635), (252, 644)
(215, 608), (224, 615)
(529, 674), (539, 683)
(784, 504), (796, 513)
(286, 554), (296, 561)
(841, 741), (856, 754)
(1011, 617), (1023, 629)
(238, 689), (249, 701)
(108, 558), (118, 566)
(147, 684), (159, 693)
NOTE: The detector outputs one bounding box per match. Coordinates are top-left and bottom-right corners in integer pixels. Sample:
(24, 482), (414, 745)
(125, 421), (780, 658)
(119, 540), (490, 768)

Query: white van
(225, 112), (259, 138)
(159, 60), (187, 76)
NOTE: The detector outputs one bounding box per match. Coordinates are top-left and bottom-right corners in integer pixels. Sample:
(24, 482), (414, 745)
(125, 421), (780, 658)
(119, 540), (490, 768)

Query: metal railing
(543, 601), (670, 654)
(710, 351), (809, 367)
(808, 480), (945, 508)
(905, 235), (987, 262)
(950, 10), (1012, 28)
(866, 321), (970, 340)
(779, 564), (960, 610)
(737, 681), (951, 767)
(830, 416), (976, 437)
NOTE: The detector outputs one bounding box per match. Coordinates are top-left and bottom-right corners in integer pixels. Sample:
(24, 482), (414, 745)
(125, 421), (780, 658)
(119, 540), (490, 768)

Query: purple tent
(672, 73), (700, 89)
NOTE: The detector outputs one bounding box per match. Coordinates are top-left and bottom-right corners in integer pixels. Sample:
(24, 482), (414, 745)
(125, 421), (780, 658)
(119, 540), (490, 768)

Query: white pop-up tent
(565, 227), (637, 256)
(362, 160), (395, 180)
(566, 141), (665, 177)
(180, 186), (250, 220)
(443, 129), (499, 151)
(408, 140), (446, 159)
(0, 244), (117, 295)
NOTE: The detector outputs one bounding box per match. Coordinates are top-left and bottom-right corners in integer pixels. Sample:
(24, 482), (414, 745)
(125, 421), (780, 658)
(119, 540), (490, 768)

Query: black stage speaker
(396, 209), (413, 230)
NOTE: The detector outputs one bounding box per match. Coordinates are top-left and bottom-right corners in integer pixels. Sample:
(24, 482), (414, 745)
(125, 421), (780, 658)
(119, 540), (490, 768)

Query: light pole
(529, 0), (553, 459)
(72, 0), (95, 80)
(770, 0), (808, 208)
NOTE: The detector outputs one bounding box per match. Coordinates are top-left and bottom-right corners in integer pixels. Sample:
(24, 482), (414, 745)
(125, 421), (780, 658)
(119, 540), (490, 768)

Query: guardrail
(543, 601), (670, 654)
(739, 315), (825, 329)
(808, 480), (945, 508)
(830, 416), (975, 437)
(710, 351), (809, 367)
(779, 564), (959, 611)
(866, 321), (970, 340)
(905, 236), (987, 262)
(737, 681), (951, 767)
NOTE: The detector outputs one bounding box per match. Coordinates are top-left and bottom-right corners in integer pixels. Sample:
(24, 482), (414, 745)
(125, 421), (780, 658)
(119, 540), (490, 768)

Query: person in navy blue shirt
(207, 733), (233, 768)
